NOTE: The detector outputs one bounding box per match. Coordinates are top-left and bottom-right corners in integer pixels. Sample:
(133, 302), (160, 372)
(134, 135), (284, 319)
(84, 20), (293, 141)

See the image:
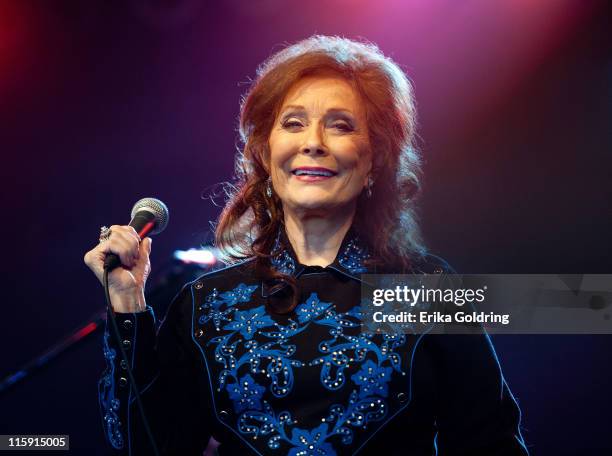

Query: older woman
(85, 36), (528, 455)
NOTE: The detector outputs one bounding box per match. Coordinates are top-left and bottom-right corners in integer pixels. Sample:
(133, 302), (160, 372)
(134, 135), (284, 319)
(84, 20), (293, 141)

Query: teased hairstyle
(214, 35), (426, 312)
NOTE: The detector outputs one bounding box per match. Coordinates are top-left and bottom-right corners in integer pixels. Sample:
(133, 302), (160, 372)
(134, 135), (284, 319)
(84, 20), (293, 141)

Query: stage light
(174, 247), (217, 266)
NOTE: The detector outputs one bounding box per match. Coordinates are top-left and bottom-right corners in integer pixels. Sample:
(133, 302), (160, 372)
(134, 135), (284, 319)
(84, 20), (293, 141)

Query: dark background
(1, 0), (611, 454)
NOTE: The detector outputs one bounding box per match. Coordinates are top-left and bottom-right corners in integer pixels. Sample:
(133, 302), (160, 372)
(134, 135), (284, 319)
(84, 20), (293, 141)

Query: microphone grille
(131, 197), (169, 235)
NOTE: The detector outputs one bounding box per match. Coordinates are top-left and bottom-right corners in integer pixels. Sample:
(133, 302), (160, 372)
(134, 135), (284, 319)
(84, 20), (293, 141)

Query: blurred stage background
(1, 0), (611, 454)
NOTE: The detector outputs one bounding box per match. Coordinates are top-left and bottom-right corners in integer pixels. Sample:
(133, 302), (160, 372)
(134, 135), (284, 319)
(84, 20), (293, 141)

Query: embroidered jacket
(99, 227), (528, 455)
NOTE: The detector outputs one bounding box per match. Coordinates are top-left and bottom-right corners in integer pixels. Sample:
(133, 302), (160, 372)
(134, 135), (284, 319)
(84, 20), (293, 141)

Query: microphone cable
(104, 269), (160, 456)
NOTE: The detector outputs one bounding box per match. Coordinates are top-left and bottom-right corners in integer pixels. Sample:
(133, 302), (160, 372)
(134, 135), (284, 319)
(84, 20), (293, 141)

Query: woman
(85, 36), (528, 455)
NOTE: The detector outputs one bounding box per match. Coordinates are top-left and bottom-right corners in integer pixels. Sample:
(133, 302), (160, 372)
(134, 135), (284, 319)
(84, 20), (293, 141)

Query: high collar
(261, 224), (375, 297)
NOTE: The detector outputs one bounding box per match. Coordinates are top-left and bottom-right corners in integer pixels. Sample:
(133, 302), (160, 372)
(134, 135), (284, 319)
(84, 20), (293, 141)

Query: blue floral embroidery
(270, 229), (297, 276)
(351, 359), (393, 398)
(220, 283), (259, 307)
(198, 283), (408, 455)
(223, 306), (276, 340)
(205, 283), (304, 401)
(212, 331), (303, 398)
(198, 284), (261, 331)
(238, 402), (297, 448)
(289, 424), (336, 456)
(199, 307), (236, 332)
(296, 293), (333, 324)
(198, 287), (237, 331)
(271, 249), (296, 276)
(337, 236), (370, 275)
(270, 230), (370, 277)
(227, 374), (266, 413)
(98, 332), (124, 450)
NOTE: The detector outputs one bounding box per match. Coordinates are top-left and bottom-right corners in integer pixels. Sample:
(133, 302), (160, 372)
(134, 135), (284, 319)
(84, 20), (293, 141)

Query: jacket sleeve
(427, 333), (529, 456)
(98, 284), (213, 455)
(418, 254), (529, 455)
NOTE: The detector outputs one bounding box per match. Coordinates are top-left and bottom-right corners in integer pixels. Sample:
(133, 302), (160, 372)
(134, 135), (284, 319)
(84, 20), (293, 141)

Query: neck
(282, 205), (355, 267)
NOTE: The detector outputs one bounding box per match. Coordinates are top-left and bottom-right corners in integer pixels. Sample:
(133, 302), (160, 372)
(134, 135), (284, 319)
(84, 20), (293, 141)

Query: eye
(331, 122), (354, 132)
(281, 118), (304, 129)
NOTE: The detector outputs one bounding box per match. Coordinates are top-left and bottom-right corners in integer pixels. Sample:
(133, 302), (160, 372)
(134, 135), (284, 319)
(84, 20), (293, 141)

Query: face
(268, 75), (372, 217)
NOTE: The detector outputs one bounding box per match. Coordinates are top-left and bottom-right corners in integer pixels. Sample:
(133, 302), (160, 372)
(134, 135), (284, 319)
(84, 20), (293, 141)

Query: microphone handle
(103, 211), (157, 272)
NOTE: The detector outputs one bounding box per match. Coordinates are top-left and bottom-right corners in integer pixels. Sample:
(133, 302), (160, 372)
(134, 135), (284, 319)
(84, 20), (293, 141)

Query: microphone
(103, 197), (169, 272)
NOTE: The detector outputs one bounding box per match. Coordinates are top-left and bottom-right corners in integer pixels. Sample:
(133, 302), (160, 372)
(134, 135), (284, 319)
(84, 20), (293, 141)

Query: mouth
(291, 167), (338, 177)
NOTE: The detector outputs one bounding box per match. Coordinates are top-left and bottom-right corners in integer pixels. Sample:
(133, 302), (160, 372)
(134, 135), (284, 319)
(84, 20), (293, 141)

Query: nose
(300, 124), (327, 156)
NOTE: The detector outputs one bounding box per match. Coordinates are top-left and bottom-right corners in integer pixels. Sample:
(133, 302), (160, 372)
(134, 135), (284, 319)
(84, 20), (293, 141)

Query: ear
(363, 154), (374, 188)
(253, 142), (271, 176)
(262, 143), (273, 176)
(365, 159), (379, 187)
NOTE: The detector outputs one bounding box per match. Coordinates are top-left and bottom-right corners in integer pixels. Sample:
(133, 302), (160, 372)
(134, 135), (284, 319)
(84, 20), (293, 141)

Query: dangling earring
(366, 176), (374, 198)
(266, 177), (273, 198)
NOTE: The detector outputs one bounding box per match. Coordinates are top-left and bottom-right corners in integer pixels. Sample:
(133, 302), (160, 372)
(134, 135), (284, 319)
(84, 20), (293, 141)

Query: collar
(261, 225), (375, 298)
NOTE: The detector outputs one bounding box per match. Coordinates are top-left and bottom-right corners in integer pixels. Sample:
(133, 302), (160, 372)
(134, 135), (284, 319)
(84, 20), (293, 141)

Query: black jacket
(99, 228), (529, 455)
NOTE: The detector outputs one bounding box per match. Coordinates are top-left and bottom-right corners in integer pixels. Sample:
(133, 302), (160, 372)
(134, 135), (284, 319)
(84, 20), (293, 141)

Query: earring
(366, 176), (374, 198)
(266, 177), (273, 198)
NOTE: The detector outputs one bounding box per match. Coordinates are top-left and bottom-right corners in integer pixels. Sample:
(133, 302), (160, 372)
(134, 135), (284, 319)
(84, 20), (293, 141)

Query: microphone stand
(0, 259), (212, 395)
(0, 309), (107, 394)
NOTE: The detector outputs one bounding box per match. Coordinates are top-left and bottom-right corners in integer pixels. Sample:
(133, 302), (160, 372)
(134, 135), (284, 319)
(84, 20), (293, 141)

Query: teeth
(294, 169), (334, 177)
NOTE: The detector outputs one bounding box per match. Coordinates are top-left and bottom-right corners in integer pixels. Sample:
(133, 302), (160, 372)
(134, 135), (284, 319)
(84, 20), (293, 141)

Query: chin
(281, 188), (357, 214)
(287, 195), (354, 215)
(292, 199), (335, 211)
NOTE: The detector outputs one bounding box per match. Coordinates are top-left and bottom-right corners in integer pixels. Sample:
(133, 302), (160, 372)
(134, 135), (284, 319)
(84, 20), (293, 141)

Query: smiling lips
(291, 166), (338, 182)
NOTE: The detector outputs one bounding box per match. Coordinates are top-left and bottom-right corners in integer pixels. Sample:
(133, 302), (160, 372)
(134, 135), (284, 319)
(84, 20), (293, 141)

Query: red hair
(214, 35), (425, 313)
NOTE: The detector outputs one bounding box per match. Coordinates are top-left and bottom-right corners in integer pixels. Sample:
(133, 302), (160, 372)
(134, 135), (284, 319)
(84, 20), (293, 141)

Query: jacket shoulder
(187, 257), (259, 290)
(410, 252), (457, 274)
(162, 258), (259, 320)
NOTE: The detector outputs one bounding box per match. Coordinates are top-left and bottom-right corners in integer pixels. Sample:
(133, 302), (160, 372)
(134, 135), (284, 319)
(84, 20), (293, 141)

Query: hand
(84, 225), (152, 312)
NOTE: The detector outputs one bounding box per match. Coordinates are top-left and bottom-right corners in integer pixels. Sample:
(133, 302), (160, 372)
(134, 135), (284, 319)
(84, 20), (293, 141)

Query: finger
(131, 238), (152, 278)
(110, 237), (134, 267)
(127, 225), (142, 243)
(119, 225), (141, 246)
(134, 239), (150, 269)
(105, 236), (137, 267)
(110, 225), (140, 246)
(109, 227), (141, 261)
(112, 225), (140, 247)
(117, 230), (141, 261)
(133, 238), (151, 266)
(141, 237), (152, 256)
